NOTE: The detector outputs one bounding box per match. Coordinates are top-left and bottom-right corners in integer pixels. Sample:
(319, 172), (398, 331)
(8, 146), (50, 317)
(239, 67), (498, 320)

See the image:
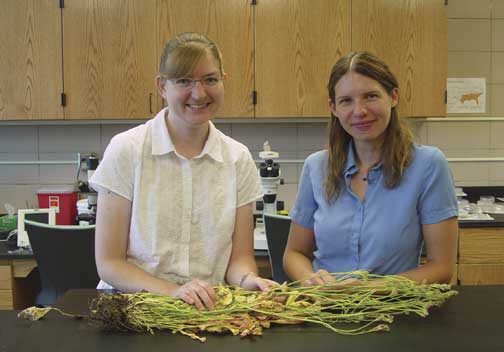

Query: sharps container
(37, 186), (78, 225)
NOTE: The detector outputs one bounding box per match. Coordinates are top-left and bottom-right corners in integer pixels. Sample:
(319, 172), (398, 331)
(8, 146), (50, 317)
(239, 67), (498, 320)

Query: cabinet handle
(149, 93), (153, 114)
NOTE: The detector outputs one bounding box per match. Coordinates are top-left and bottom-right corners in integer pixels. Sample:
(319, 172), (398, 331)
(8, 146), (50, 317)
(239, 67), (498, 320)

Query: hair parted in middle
(325, 51), (414, 202)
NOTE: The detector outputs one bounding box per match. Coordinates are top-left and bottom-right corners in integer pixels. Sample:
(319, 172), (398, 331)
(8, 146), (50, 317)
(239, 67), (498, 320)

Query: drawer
(0, 265), (12, 290)
(0, 290), (13, 310)
(458, 264), (504, 285)
(459, 228), (504, 264)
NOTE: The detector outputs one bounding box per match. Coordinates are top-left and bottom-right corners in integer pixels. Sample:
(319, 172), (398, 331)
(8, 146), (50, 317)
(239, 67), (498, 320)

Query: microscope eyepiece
(259, 160), (280, 177)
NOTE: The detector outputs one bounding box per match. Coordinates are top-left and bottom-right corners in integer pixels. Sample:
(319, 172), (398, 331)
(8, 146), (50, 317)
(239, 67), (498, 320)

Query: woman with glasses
(283, 51), (458, 286)
(90, 32), (275, 310)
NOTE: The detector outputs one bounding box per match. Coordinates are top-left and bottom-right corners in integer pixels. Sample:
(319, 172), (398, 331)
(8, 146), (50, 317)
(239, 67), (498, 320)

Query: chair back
(25, 220), (99, 306)
(263, 213), (291, 283)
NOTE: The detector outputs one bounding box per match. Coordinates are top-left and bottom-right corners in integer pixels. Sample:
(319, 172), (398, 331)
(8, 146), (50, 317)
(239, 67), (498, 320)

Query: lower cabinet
(0, 264), (13, 309)
(458, 228), (504, 285)
(0, 259), (38, 310)
(458, 264), (504, 285)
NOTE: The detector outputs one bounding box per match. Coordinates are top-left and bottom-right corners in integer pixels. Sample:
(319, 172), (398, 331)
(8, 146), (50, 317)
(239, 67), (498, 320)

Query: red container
(37, 187), (78, 225)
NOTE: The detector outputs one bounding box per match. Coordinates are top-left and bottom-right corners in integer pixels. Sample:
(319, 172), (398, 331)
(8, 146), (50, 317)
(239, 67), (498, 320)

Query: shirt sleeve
(236, 149), (263, 208)
(418, 147), (458, 224)
(289, 154), (319, 229)
(89, 133), (136, 201)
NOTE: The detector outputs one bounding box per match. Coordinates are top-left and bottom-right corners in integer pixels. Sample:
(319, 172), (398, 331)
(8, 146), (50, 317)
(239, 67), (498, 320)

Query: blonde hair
(325, 51), (414, 201)
(159, 32), (224, 80)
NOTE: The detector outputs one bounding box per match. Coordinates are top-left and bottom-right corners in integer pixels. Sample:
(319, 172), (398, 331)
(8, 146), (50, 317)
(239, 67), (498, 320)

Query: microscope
(254, 141), (281, 250)
(76, 154), (99, 224)
(258, 141), (281, 214)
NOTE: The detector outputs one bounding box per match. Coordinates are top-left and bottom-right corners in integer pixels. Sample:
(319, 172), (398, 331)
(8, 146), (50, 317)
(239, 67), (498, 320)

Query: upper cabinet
(255, 0), (351, 118)
(0, 0), (447, 120)
(352, 0), (447, 117)
(156, 0), (254, 118)
(63, 0), (157, 119)
(0, 0), (63, 120)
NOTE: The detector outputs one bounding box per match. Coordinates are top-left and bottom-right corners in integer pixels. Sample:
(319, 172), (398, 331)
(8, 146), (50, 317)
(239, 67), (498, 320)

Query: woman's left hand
(241, 274), (278, 291)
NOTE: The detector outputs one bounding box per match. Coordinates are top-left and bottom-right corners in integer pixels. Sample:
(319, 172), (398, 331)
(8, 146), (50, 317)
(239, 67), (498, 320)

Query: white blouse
(90, 108), (263, 288)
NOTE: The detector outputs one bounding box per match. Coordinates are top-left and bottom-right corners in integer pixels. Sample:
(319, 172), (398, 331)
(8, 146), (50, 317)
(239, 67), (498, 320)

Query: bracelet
(239, 272), (256, 288)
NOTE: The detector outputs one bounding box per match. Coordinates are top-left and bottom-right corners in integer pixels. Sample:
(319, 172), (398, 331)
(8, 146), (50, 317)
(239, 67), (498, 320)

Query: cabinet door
(459, 228), (504, 264)
(352, 0), (447, 117)
(458, 264), (504, 285)
(157, 0), (254, 118)
(0, 0), (63, 120)
(256, 0), (351, 118)
(0, 264), (13, 310)
(459, 228), (504, 285)
(63, 0), (157, 119)
(0, 264), (12, 291)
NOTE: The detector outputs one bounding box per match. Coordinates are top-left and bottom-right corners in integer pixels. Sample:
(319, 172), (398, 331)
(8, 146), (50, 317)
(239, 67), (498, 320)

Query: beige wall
(447, 0), (504, 117)
(410, 0), (504, 189)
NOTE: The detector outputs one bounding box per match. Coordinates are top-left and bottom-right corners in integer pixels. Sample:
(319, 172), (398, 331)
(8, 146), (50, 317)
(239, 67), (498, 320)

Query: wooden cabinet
(352, 0), (447, 117)
(458, 228), (504, 285)
(458, 265), (504, 285)
(0, 263), (13, 309)
(255, 0), (351, 118)
(156, 0), (445, 118)
(63, 0), (157, 119)
(255, 0), (446, 118)
(0, 0), (63, 120)
(1, 0), (447, 120)
(0, 0), (157, 120)
(158, 0), (339, 119)
(156, 0), (254, 118)
(0, 259), (38, 310)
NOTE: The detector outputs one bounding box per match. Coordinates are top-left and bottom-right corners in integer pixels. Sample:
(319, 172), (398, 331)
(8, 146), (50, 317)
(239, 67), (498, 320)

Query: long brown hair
(325, 51), (413, 201)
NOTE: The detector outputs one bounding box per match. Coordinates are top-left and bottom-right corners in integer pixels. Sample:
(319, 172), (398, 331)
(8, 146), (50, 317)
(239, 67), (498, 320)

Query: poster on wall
(446, 78), (486, 113)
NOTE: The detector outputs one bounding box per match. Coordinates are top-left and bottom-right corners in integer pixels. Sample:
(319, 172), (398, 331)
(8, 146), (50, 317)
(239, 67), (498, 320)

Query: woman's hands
(301, 269), (361, 288)
(171, 279), (217, 311)
(240, 273), (278, 291)
(171, 275), (278, 310)
(301, 269), (336, 286)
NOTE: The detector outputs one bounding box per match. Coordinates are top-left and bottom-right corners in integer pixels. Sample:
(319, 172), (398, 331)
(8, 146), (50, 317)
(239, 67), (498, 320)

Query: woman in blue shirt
(283, 52), (458, 285)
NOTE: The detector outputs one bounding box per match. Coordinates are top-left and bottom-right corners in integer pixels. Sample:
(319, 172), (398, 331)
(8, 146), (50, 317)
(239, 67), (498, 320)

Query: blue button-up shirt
(290, 144), (458, 275)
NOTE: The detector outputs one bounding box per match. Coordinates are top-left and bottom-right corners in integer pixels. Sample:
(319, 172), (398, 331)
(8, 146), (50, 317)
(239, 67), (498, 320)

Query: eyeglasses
(169, 76), (222, 90)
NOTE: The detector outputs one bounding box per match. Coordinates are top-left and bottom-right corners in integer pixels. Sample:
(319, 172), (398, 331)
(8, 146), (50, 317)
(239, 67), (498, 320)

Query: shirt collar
(343, 140), (383, 178)
(343, 140), (358, 176)
(151, 108), (223, 162)
(199, 121), (223, 162)
(151, 108), (175, 155)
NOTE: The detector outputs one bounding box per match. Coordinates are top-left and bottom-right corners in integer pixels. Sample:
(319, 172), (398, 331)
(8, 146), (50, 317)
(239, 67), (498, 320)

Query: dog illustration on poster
(459, 92), (483, 105)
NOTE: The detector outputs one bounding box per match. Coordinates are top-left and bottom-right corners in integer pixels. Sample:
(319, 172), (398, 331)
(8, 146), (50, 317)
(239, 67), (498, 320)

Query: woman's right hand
(302, 269), (336, 286)
(171, 279), (217, 310)
(302, 270), (362, 289)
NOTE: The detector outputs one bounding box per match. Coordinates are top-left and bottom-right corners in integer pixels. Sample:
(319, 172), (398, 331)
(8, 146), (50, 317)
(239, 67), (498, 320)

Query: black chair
(263, 213), (291, 284)
(25, 220), (99, 306)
